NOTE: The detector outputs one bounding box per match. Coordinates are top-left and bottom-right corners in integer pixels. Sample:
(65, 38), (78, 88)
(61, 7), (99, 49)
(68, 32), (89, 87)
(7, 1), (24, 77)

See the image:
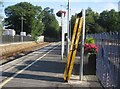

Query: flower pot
(83, 53), (96, 75)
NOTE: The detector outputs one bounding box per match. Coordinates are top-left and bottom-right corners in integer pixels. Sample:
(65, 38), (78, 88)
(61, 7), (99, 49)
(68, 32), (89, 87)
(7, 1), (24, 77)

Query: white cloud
(103, 3), (118, 11)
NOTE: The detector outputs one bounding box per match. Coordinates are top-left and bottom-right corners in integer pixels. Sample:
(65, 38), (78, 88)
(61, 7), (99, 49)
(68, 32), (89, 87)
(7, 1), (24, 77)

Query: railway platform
(0, 43), (103, 88)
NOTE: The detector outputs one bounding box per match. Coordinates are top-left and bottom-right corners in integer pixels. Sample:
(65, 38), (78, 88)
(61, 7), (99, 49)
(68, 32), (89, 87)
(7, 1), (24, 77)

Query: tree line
(2, 2), (120, 41)
(0, 1), (3, 36)
(71, 7), (120, 35)
(4, 2), (60, 41)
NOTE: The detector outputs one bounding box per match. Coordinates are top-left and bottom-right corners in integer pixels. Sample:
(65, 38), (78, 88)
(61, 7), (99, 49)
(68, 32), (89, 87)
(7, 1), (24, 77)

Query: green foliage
(98, 9), (120, 32)
(42, 7), (60, 39)
(4, 2), (61, 42)
(31, 20), (44, 41)
(31, 6), (44, 41)
(0, 15), (2, 33)
(85, 7), (100, 34)
(4, 2), (44, 36)
(0, 1), (3, 37)
(5, 2), (33, 34)
(70, 7), (120, 34)
(0, 18), (2, 37)
(85, 37), (95, 44)
(70, 14), (77, 38)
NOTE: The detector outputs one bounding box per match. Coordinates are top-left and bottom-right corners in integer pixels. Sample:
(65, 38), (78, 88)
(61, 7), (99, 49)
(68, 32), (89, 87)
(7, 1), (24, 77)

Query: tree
(70, 8), (120, 34)
(98, 9), (120, 32)
(70, 14), (77, 38)
(70, 8), (101, 34)
(85, 7), (101, 34)
(0, 1), (3, 36)
(4, 2), (44, 36)
(0, 14), (2, 33)
(31, 6), (44, 41)
(42, 7), (60, 39)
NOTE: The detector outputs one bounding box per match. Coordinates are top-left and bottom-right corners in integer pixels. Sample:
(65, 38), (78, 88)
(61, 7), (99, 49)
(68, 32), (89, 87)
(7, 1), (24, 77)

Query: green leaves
(0, 1), (3, 36)
(4, 2), (46, 42)
(98, 9), (120, 32)
(4, 2), (60, 41)
(43, 7), (59, 39)
(85, 37), (95, 44)
(4, 2), (43, 35)
(85, 7), (100, 34)
(70, 7), (120, 34)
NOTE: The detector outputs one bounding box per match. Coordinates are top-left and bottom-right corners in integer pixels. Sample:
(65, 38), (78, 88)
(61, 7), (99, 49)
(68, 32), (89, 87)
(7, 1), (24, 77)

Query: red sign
(56, 10), (66, 17)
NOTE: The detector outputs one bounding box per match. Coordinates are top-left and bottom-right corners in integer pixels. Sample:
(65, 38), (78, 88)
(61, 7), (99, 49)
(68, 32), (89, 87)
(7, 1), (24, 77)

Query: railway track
(0, 42), (60, 88)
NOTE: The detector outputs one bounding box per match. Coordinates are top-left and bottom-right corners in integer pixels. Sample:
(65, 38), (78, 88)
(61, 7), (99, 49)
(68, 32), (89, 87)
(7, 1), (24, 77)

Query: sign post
(56, 10), (66, 60)
(61, 13), (64, 60)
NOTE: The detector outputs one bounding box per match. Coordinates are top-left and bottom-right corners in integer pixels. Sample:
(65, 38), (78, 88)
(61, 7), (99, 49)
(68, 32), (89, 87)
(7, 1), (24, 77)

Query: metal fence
(88, 32), (120, 89)
(1, 35), (34, 44)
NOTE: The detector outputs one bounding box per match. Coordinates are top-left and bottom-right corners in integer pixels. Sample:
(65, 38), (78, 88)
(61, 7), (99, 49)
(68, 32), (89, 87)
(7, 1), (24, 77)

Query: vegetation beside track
(0, 42), (50, 64)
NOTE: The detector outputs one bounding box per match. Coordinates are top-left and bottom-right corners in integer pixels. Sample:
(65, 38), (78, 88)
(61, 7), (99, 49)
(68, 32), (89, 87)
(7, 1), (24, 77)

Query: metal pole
(79, 9), (85, 81)
(67, 0), (70, 55)
(21, 16), (23, 42)
(69, 9), (71, 41)
(61, 13), (65, 60)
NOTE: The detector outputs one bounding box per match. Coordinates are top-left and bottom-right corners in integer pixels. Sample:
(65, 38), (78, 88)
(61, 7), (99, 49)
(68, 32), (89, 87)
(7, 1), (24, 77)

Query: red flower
(84, 43), (98, 55)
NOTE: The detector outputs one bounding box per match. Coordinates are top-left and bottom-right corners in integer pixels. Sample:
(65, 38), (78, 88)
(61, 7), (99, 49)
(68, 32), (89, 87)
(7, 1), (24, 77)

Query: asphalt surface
(0, 42), (103, 88)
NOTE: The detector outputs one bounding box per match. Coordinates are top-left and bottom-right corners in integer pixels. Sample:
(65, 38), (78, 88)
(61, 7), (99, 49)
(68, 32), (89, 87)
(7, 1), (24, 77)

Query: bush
(85, 37), (95, 44)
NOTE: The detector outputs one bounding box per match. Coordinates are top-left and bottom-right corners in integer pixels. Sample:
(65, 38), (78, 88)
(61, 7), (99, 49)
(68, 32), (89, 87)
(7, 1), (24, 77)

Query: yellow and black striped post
(64, 12), (83, 82)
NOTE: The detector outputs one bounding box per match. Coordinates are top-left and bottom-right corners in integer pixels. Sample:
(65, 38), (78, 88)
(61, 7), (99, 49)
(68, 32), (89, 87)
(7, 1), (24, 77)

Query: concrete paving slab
(1, 44), (103, 88)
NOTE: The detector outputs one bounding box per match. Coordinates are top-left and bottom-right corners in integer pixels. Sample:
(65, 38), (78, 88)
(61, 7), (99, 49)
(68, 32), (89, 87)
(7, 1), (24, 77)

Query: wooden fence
(88, 32), (120, 88)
